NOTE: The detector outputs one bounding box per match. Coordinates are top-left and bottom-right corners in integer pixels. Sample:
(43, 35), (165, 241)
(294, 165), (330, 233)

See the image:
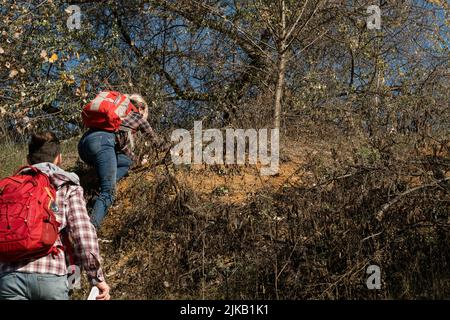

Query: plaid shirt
(116, 111), (157, 160)
(0, 163), (105, 285)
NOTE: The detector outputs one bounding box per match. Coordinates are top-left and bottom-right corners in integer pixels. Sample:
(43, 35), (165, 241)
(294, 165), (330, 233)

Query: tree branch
(376, 177), (450, 221)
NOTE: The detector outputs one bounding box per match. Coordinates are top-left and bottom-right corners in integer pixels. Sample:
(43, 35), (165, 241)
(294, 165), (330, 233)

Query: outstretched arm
(135, 113), (161, 145)
(66, 187), (107, 288)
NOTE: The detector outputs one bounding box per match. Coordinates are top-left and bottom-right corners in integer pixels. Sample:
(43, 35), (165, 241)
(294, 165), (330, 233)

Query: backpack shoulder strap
(14, 165), (39, 175)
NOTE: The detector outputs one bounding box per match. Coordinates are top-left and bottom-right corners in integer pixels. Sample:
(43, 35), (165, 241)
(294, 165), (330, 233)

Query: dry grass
(70, 130), (449, 300)
(2, 124), (447, 300)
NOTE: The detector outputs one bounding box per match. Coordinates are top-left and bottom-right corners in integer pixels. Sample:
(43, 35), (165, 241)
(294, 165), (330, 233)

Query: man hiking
(78, 92), (160, 229)
(0, 132), (110, 300)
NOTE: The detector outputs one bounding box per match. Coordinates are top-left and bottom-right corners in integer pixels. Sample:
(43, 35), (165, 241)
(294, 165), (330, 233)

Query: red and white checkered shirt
(116, 111), (157, 160)
(0, 163), (105, 285)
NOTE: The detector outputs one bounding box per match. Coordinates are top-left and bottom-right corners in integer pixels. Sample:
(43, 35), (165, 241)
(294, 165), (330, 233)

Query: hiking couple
(0, 92), (160, 300)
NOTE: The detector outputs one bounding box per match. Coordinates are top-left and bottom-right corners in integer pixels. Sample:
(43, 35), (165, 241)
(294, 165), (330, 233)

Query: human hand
(95, 281), (111, 300)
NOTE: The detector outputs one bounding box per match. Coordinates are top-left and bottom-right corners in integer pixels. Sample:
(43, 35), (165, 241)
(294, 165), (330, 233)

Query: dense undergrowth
(1, 128), (448, 300)
(72, 130), (449, 300)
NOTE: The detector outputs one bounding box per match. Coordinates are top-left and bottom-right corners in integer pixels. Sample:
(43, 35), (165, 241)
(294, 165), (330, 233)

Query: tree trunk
(273, 0), (287, 130)
(274, 52), (287, 129)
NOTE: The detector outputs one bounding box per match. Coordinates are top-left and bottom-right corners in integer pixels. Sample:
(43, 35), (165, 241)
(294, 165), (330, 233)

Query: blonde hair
(125, 93), (148, 110)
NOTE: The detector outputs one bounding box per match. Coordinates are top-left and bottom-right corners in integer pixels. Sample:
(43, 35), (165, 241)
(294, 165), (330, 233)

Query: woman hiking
(78, 92), (160, 229)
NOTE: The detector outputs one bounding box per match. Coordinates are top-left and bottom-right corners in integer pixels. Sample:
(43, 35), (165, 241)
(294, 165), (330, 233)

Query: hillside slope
(72, 135), (449, 299)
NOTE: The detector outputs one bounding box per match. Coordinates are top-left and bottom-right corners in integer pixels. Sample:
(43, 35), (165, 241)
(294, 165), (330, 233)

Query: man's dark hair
(28, 132), (61, 164)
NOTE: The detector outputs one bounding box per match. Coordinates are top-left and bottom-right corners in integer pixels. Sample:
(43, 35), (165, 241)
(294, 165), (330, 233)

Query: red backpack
(82, 91), (138, 132)
(0, 167), (60, 262)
